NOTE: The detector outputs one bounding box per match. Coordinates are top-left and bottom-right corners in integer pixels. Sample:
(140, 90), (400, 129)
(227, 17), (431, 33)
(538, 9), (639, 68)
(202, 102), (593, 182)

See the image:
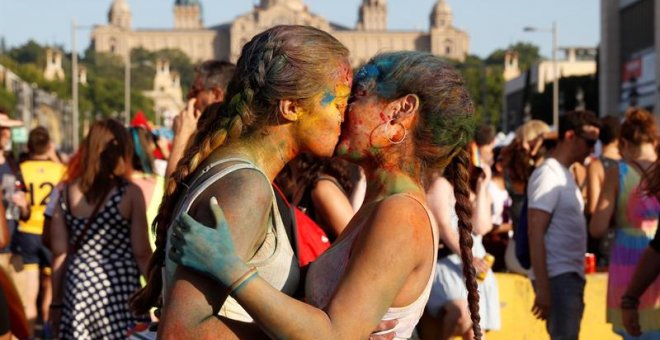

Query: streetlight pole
(124, 50), (131, 126)
(524, 22), (560, 131)
(71, 20), (79, 151)
(551, 21), (559, 132)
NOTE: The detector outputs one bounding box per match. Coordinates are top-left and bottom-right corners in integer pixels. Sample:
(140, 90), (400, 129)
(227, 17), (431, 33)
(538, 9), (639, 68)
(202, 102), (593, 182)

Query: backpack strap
(272, 184), (298, 258)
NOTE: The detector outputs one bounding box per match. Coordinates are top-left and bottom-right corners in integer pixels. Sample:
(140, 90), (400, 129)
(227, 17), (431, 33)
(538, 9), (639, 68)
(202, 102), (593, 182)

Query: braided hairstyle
(354, 51), (481, 338)
(130, 25), (349, 313)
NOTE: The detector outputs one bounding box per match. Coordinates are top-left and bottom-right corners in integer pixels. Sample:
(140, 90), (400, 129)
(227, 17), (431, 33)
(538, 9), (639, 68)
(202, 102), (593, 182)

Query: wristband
(227, 267), (258, 296)
(620, 294), (639, 310)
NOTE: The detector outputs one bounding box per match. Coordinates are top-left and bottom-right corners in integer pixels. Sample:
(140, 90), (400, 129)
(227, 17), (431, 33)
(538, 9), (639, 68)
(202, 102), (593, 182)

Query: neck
(551, 142), (577, 168)
(216, 124), (299, 182)
(31, 154), (50, 161)
(362, 165), (424, 204)
(602, 143), (620, 160)
(626, 143), (657, 164)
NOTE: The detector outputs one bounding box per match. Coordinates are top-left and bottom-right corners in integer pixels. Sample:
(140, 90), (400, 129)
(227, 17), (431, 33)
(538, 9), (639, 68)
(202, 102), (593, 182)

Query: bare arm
(230, 196), (431, 339)
(589, 165), (618, 238)
(50, 201), (68, 335)
(126, 184), (152, 277)
(159, 171), (272, 338)
(586, 160), (604, 216)
(311, 178), (354, 238)
(0, 192), (8, 249)
(528, 208), (552, 319)
(166, 99), (200, 179)
(472, 170), (493, 236)
(427, 177), (461, 255)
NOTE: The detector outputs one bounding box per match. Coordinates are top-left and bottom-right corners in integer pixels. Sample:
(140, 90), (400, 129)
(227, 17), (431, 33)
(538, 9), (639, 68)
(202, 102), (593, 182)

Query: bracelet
(227, 267), (258, 296)
(620, 294), (639, 310)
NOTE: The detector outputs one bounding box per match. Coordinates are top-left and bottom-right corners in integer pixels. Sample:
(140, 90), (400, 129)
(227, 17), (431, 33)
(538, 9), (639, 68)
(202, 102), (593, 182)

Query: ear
(210, 88), (225, 102)
(278, 99), (304, 123)
(564, 130), (576, 141)
(391, 94), (420, 129)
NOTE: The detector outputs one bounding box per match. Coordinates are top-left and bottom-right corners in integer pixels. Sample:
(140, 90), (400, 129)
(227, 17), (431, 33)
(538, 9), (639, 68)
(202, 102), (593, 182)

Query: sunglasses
(578, 134), (597, 147)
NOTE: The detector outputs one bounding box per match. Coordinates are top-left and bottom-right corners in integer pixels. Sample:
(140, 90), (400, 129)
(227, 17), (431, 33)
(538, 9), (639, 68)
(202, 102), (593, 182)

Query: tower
(259, 0), (305, 11)
(174, 0), (203, 29)
(43, 48), (65, 81)
(357, 0), (387, 31)
(503, 51), (520, 81)
(108, 0), (132, 29)
(430, 0), (452, 29)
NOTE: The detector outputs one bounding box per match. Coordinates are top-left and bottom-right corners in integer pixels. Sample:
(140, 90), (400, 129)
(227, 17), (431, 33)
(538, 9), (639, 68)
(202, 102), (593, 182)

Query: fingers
(373, 319), (398, 333)
(169, 245), (182, 263)
(209, 196), (227, 228)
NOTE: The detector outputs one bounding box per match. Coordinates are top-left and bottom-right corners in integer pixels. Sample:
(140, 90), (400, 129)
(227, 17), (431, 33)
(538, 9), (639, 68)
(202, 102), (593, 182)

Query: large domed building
(91, 0), (469, 66)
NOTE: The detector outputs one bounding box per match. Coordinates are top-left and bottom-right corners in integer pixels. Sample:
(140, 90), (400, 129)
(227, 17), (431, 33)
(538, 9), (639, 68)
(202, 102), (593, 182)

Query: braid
(130, 104), (234, 314)
(446, 147), (482, 339)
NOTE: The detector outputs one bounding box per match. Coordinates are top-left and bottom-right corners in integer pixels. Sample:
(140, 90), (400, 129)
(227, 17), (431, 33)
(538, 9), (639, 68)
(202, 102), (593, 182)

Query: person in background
(472, 124), (497, 168)
(420, 151), (500, 339)
(621, 142), (660, 337)
(12, 127), (65, 334)
(128, 126), (165, 233)
(528, 110), (600, 340)
(501, 120), (550, 275)
(50, 118), (152, 339)
(0, 110), (30, 274)
(166, 60), (236, 178)
(483, 146), (512, 272)
(280, 153), (356, 241)
(585, 116), (621, 268)
(589, 108), (659, 339)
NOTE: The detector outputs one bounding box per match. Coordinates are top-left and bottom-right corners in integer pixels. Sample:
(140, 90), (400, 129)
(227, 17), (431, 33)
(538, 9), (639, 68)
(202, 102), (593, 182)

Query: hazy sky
(0, 0), (599, 59)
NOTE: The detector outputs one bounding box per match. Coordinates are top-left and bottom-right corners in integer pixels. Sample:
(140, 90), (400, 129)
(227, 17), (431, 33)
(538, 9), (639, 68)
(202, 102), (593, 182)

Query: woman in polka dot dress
(49, 119), (152, 339)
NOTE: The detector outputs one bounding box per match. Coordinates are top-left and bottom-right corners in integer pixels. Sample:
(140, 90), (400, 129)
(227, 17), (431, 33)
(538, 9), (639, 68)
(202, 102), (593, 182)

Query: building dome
(175, 0), (200, 5)
(430, 0), (453, 28)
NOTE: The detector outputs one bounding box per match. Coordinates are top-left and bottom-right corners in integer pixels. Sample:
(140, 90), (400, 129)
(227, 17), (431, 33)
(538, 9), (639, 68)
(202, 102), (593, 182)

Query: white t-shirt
(487, 181), (511, 226)
(527, 157), (586, 280)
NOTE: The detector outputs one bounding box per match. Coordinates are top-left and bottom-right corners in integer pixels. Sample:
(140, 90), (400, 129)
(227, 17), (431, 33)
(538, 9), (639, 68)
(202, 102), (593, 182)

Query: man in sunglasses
(526, 110), (600, 340)
(166, 60), (236, 178)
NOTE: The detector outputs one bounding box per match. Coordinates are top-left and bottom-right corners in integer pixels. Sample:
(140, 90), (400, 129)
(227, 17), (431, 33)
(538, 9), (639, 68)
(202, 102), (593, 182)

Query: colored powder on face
(321, 90), (336, 107)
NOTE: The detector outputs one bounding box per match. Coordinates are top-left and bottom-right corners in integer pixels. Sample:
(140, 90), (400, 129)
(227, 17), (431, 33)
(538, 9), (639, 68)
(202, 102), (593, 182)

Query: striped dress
(607, 162), (660, 337)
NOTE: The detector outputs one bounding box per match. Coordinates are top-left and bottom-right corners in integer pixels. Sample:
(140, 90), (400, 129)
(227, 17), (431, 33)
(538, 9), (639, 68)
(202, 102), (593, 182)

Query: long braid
(446, 148), (482, 339)
(129, 103), (237, 314)
(130, 25), (349, 314)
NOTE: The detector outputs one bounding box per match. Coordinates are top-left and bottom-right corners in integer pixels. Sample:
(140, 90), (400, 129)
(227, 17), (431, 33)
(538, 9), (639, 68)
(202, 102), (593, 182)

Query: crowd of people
(0, 24), (657, 340)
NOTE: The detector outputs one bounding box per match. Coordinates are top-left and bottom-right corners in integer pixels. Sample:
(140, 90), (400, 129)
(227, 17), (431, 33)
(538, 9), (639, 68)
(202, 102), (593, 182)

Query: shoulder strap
(69, 184), (113, 254)
(272, 183), (298, 257)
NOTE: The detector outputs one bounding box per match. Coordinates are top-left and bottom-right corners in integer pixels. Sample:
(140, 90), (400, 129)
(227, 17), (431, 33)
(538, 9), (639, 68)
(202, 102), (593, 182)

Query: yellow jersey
(18, 160), (66, 235)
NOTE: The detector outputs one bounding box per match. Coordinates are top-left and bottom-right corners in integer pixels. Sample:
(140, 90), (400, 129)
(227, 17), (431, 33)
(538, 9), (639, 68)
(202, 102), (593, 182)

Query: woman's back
(60, 181), (149, 339)
(615, 162), (660, 233)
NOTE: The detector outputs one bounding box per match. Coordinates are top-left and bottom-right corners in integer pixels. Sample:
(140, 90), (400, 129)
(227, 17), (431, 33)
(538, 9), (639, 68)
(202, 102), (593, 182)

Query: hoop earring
(383, 121), (407, 145)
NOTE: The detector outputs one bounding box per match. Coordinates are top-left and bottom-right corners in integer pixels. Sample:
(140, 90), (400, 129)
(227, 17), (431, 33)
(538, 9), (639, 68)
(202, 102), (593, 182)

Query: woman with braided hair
(130, 25), (352, 338)
(168, 50), (481, 339)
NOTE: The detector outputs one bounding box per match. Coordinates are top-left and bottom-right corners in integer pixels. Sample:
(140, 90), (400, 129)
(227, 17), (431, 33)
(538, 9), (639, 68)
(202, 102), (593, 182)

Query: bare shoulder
(124, 182), (145, 200)
(367, 194), (431, 243)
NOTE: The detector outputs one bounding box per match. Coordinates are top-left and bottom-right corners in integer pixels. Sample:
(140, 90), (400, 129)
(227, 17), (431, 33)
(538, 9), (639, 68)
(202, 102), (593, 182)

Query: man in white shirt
(527, 110), (600, 340)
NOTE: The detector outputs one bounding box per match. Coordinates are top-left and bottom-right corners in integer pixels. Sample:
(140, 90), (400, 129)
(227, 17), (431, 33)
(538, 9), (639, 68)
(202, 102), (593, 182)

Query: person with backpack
(527, 111), (600, 340)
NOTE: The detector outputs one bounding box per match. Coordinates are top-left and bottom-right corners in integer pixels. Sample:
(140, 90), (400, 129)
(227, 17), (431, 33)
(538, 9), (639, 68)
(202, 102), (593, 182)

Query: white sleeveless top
(305, 194), (439, 339)
(163, 158), (300, 322)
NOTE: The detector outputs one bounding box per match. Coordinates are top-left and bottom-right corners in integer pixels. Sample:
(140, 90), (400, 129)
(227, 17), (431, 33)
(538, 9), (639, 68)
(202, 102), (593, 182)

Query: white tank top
(305, 193), (439, 339)
(163, 158), (300, 322)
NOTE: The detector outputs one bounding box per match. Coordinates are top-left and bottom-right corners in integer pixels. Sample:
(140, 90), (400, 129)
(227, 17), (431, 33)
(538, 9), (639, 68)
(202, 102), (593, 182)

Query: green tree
(0, 87), (17, 113)
(485, 42), (541, 71)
